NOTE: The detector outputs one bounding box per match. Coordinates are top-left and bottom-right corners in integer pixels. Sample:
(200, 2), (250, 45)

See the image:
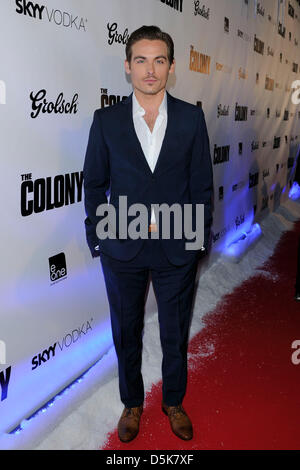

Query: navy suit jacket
(83, 92), (213, 265)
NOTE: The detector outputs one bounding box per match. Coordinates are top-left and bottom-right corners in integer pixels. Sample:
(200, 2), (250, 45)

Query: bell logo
(0, 80), (6, 105)
(0, 340), (6, 365)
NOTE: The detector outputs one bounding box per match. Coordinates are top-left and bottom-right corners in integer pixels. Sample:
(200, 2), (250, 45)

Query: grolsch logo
(107, 22), (129, 45)
(30, 89), (78, 119)
(49, 253), (67, 284)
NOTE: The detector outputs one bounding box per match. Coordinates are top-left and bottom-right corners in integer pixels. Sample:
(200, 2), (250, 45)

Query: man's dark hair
(126, 25), (174, 66)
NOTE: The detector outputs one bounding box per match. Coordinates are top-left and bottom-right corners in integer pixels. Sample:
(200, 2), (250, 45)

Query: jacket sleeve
(83, 110), (110, 257)
(189, 107), (213, 252)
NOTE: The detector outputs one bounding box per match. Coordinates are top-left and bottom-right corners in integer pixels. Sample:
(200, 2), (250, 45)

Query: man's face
(125, 39), (175, 97)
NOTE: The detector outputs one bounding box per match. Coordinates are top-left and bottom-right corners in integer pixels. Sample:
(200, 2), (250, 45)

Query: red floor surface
(102, 220), (300, 450)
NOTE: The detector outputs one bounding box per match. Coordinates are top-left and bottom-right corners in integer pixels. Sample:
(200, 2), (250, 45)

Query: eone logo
(49, 252), (67, 283)
(0, 80), (6, 105)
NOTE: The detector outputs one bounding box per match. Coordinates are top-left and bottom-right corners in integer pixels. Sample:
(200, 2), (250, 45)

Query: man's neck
(133, 88), (166, 114)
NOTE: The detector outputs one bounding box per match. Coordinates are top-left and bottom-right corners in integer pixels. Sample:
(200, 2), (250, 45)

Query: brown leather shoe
(162, 403), (193, 440)
(117, 405), (143, 443)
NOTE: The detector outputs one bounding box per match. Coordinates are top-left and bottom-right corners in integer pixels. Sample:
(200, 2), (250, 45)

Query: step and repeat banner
(0, 0), (299, 434)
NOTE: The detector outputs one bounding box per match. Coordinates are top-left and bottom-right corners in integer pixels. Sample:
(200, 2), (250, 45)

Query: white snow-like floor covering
(1, 198), (299, 450)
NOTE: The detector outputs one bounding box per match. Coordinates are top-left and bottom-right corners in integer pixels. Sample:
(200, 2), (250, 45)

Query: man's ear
(124, 59), (131, 75)
(169, 59), (176, 74)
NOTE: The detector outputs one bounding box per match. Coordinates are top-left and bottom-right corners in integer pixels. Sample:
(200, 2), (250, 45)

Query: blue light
(289, 181), (300, 200)
(224, 223), (262, 260)
(9, 348), (111, 436)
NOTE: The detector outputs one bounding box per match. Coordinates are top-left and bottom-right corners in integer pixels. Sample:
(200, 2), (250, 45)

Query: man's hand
(198, 247), (207, 259)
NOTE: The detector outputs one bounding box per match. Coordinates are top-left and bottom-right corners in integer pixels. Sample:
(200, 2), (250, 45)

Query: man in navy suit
(83, 26), (213, 443)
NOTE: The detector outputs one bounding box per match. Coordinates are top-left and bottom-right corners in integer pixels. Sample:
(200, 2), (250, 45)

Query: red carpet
(102, 220), (300, 450)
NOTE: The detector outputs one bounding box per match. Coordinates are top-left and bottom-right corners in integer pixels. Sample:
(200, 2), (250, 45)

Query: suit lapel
(121, 91), (177, 177)
(153, 92), (176, 175)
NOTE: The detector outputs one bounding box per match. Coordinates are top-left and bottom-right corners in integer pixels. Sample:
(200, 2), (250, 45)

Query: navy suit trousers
(100, 239), (199, 408)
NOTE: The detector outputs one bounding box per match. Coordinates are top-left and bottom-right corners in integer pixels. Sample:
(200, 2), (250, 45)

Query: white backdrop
(0, 0), (299, 434)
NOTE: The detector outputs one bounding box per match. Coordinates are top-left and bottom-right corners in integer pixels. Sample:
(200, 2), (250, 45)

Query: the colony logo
(265, 75), (274, 91)
(30, 89), (78, 119)
(20, 171), (83, 216)
(0, 80), (6, 105)
(235, 102), (248, 121)
(100, 88), (127, 108)
(32, 343), (57, 370)
(0, 366), (11, 402)
(189, 46), (211, 74)
(160, 0), (183, 13)
(49, 252), (67, 284)
(254, 34), (265, 55)
(15, 0), (87, 31)
(273, 136), (281, 149)
(213, 144), (230, 165)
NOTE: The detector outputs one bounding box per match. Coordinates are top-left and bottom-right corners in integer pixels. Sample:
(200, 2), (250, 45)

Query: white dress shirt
(132, 91), (168, 224)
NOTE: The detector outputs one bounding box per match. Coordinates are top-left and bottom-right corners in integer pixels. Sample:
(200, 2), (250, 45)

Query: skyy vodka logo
(15, 0), (87, 31)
